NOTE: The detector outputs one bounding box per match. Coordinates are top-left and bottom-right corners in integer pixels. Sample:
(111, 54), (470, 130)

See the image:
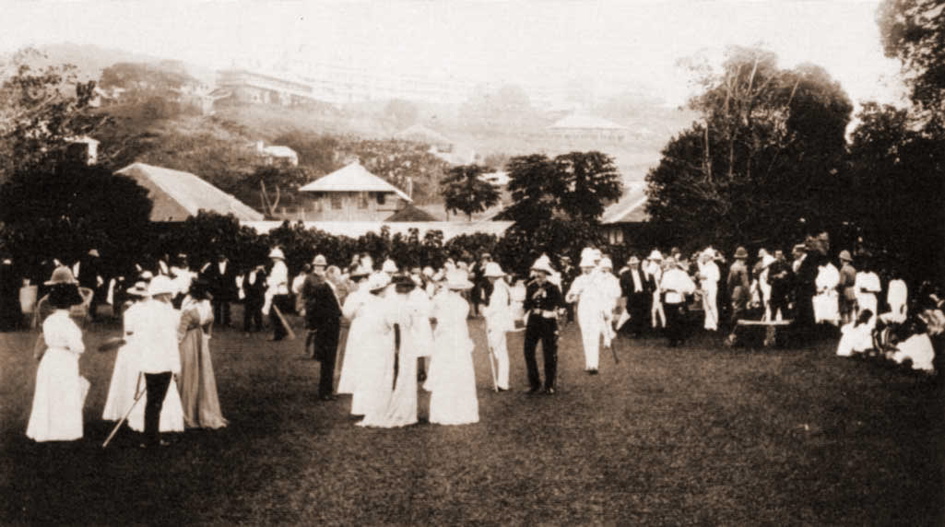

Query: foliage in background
(440, 164), (500, 220)
(646, 46), (852, 250)
(0, 163), (153, 272)
(502, 151), (622, 274)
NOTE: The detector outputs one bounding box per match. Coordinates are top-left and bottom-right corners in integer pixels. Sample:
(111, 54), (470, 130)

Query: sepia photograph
(0, 0), (942, 524)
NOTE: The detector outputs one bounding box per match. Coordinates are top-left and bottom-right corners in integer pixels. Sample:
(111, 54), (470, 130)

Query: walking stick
(610, 334), (620, 364)
(272, 303), (297, 340)
(102, 372), (144, 449)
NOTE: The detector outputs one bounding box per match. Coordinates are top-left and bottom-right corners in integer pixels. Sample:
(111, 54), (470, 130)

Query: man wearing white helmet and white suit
(265, 248), (291, 341)
(566, 252), (611, 374)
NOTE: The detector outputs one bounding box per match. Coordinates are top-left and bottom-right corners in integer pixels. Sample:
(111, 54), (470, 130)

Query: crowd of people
(9, 231), (943, 446)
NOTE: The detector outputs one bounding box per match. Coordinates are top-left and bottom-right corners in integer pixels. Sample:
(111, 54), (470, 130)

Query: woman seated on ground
(177, 279), (227, 429)
(836, 309), (875, 357)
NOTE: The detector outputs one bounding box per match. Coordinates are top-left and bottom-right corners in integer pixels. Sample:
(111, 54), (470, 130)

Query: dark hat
(48, 283), (84, 308)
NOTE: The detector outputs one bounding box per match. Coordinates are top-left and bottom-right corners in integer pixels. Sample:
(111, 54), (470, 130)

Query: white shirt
(43, 310), (84, 355)
(698, 261), (720, 290)
(268, 261), (289, 295)
(135, 299), (181, 374)
(660, 268), (696, 304)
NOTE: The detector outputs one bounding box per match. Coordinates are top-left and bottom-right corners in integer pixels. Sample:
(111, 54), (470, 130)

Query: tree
(846, 102), (945, 279)
(646, 47), (852, 250)
(502, 151), (622, 273)
(878, 0), (945, 128)
(99, 61), (197, 99)
(0, 49), (106, 180)
(0, 162), (153, 271)
(440, 164), (500, 221)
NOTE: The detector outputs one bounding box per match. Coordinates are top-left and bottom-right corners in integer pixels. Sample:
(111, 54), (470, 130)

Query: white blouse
(42, 310), (85, 354)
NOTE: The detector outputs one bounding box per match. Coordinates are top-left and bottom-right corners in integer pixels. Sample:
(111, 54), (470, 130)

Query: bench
(727, 319), (794, 347)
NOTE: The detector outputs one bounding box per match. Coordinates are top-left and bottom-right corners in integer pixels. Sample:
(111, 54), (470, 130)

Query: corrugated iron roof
(601, 182), (649, 224)
(298, 162), (412, 202)
(115, 162), (264, 222)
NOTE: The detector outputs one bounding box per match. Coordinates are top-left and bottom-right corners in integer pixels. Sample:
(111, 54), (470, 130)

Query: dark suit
(75, 256), (104, 320)
(242, 269), (267, 333)
(302, 273), (342, 397)
(619, 267), (650, 336)
(204, 260), (237, 326)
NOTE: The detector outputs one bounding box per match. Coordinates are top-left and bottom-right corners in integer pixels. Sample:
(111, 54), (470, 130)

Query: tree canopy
(440, 164), (501, 221)
(502, 151), (622, 273)
(646, 46), (852, 250)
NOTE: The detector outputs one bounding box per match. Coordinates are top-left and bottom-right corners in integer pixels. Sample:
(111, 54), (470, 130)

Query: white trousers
(651, 292), (666, 328)
(486, 327), (510, 389)
(702, 286), (718, 330)
(578, 304), (601, 370)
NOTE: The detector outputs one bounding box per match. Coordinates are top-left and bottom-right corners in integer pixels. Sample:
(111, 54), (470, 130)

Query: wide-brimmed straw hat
(839, 250), (853, 262)
(647, 250), (663, 261)
(45, 266), (78, 286)
(483, 262), (506, 278)
(312, 254), (328, 267)
(734, 247), (749, 259)
(446, 270), (474, 290)
(269, 248), (285, 260)
(367, 272), (392, 293)
(627, 256), (641, 265)
(349, 266), (371, 279)
(148, 275), (176, 296)
(599, 257), (614, 270)
(127, 281), (150, 297)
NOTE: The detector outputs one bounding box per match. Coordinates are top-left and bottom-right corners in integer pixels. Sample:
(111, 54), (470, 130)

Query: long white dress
(102, 301), (146, 421)
(813, 263), (840, 324)
(338, 288), (372, 408)
(855, 271), (882, 327)
(355, 294), (398, 427)
(425, 290), (479, 425)
(26, 310), (88, 442)
(568, 272), (606, 371)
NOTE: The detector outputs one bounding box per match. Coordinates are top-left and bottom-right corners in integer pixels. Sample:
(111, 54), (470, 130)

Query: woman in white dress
(102, 281), (149, 422)
(355, 273), (399, 427)
(855, 262), (882, 328)
(362, 274), (430, 428)
(425, 271), (479, 426)
(26, 281), (88, 442)
(337, 268), (372, 414)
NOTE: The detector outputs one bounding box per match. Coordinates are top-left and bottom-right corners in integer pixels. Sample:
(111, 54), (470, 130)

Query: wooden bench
(727, 319), (794, 347)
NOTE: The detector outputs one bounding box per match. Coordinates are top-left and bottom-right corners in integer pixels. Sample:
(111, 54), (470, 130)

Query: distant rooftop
(549, 114), (629, 130)
(299, 162), (412, 202)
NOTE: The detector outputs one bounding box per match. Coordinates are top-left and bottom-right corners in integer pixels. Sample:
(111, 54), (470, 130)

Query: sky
(0, 0), (906, 108)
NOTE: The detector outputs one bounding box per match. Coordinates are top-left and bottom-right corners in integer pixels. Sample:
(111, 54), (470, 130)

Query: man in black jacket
(204, 254), (237, 327)
(301, 254), (342, 401)
(619, 255), (651, 337)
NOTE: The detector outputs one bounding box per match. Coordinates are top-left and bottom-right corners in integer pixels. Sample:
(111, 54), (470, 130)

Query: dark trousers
(312, 318), (340, 397)
(664, 302), (688, 345)
(144, 372), (172, 446)
(213, 299), (231, 327)
(244, 299), (263, 332)
(523, 316), (558, 390)
(626, 293), (650, 335)
(270, 295), (292, 340)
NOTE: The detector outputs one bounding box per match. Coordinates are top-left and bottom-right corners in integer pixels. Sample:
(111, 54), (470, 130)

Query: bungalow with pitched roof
(298, 162), (412, 221)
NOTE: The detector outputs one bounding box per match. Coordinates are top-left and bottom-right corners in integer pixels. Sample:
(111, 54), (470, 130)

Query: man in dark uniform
(794, 237), (826, 341)
(522, 256), (565, 395)
(470, 253), (493, 318)
(766, 249), (793, 321)
(301, 254), (342, 401)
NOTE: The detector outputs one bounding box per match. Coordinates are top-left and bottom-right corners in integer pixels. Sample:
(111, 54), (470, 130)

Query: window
(331, 194), (342, 210)
(358, 192), (368, 209)
(376, 193), (386, 206)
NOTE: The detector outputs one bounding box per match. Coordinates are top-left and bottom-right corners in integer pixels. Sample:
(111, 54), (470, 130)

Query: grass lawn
(0, 313), (942, 526)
